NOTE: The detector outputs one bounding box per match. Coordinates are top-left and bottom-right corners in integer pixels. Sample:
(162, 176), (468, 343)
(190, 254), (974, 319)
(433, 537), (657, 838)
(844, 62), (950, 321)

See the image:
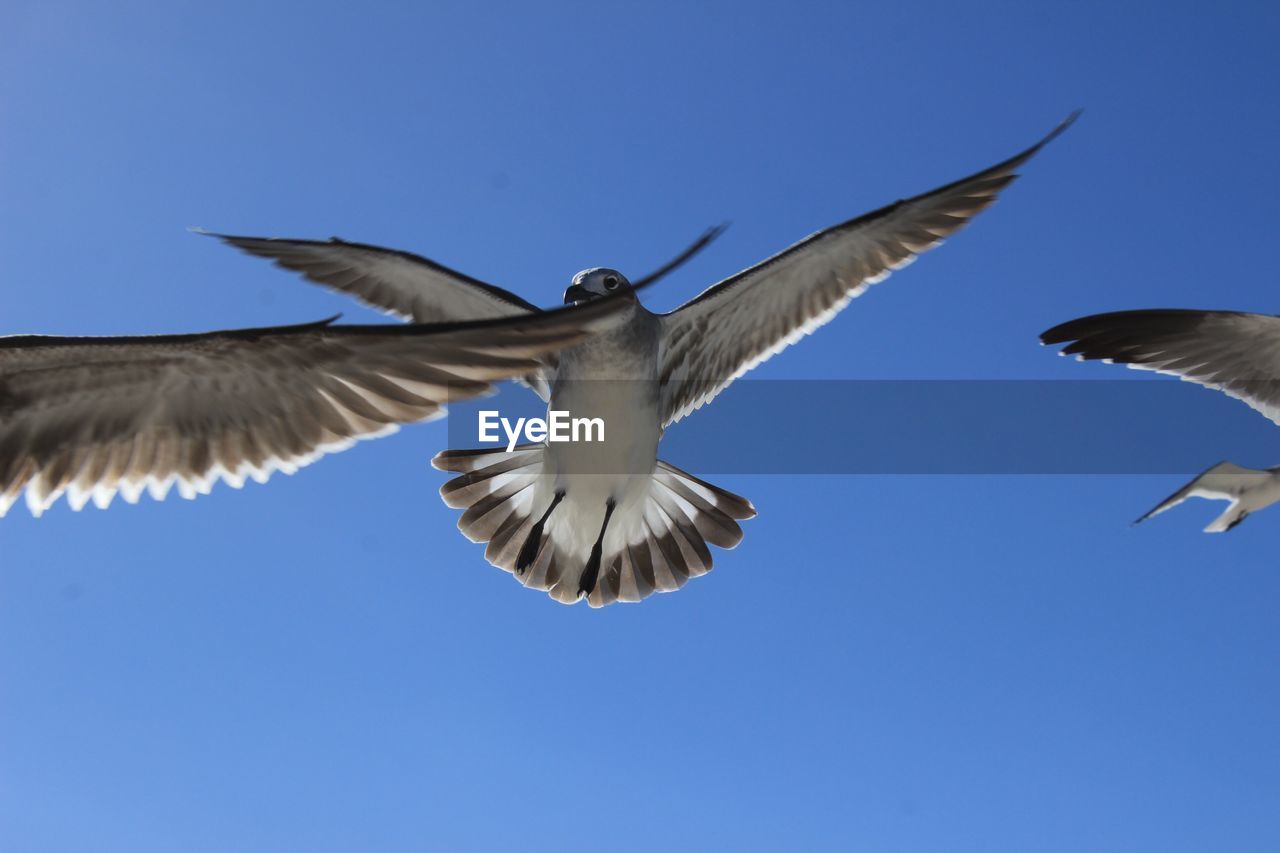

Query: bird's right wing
(0, 297), (630, 517)
(1040, 309), (1280, 425)
(206, 233), (542, 322)
(657, 113), (1077, 427)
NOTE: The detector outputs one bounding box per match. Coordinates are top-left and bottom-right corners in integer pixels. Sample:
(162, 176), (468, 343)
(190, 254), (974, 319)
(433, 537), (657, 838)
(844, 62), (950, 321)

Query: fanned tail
(432, 447), (755, 606)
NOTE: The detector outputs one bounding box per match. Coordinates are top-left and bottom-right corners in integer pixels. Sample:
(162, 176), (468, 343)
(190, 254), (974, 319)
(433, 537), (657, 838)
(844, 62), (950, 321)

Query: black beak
(563, 284), (591, 304)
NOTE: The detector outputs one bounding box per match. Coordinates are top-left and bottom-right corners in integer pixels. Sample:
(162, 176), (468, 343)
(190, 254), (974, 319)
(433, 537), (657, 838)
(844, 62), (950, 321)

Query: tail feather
(485, 509), (534, 568)
(456, 477), (535, 543)
(620, 540), (657, 601)
(439, 451), (542, 508)
(656, 460), (756, 520)
(433, 445), (755, 606)
(653, 463), (750, 548)
(519, 533), (562, 592)
(653, 489), (713, 569)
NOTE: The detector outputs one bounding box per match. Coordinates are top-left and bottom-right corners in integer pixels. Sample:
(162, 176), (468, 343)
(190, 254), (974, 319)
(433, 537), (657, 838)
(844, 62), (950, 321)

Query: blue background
(2, 1), (1279, 850)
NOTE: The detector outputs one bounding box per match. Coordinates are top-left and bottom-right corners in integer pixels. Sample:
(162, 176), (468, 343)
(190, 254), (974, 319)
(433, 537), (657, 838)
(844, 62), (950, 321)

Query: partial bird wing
(1040, 309), (1280, 426)
(207, 226), (730, 404)
(657, 113), (1078, 426)
(205, 232), (541, 322)
(1133, 460), (1268, 532)
(0, 297), (630, 517)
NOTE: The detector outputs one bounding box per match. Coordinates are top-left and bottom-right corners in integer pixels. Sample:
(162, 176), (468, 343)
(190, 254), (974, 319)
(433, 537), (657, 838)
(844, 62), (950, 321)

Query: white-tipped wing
(207, 233), (541, 322)
(1040, 309), (1280, 426)
(657, 113), (1077, 426)
(0, 299), (628, 517)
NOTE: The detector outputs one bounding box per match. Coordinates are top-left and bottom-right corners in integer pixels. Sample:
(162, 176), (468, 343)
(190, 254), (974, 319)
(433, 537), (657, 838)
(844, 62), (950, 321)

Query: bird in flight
(1042, 309), (1280, 532)
(207, 112), (1077, 606)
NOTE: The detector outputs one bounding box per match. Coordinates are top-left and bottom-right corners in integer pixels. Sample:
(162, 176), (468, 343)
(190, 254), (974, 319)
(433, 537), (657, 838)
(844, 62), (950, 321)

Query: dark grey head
(563, 267), (633, 305)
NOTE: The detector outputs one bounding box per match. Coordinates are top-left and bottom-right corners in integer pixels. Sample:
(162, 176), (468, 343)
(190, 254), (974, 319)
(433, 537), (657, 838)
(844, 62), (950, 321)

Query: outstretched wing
(657, 112), (1078, 426)
(206, 232), (541, 322)
(1040, 309), (1280, 426)
(0, 298), (629, 517)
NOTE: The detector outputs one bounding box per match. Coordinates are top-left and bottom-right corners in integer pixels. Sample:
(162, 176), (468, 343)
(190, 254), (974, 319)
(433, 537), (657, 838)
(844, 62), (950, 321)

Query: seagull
(209, 112), (1077, 606)
(1042, 309), (1280, 532)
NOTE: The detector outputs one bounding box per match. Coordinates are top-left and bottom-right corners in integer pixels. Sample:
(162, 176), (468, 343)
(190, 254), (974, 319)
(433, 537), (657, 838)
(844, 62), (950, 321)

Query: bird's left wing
(205, 233), (542, 322)
(0, 297), (629, 517)
(657, 113), (1077, 426)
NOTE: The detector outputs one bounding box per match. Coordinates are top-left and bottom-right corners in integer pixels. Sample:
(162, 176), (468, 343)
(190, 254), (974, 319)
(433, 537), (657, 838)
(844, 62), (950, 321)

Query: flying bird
(1041, 309), (1280, 532)
(211, 112), (1077, 606)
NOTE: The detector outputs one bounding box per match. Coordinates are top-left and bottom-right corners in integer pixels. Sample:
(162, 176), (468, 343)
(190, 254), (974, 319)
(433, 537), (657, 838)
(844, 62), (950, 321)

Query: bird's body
(549, 293), (662, 487)
(538, 297), (663, 591)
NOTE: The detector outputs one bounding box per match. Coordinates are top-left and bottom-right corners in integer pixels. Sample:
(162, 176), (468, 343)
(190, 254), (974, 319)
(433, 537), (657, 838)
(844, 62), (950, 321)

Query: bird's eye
(603, 276), (619, 290)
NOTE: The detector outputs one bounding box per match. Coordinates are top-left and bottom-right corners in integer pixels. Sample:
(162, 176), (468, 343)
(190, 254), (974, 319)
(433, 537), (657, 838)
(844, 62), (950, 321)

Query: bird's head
(564, 268), (633, 305)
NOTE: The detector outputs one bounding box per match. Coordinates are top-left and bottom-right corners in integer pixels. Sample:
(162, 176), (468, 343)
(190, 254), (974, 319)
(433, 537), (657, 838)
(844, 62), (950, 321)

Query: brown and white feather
(432, 447), (755, 607)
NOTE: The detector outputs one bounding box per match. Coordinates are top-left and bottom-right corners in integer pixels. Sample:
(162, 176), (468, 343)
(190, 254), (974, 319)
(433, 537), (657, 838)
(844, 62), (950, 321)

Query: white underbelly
(548, 378), (658, 476)
(530, 306), (662, 557)
(539, 376), (661, 557)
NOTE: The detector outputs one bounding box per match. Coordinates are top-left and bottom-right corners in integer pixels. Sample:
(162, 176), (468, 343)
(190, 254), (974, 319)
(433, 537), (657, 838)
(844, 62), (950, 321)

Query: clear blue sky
(2, 1), (1279, 850)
